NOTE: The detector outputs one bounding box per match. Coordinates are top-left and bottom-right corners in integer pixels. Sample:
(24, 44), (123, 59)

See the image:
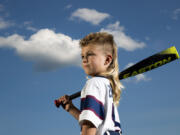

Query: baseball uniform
(79, 76), (122, 135)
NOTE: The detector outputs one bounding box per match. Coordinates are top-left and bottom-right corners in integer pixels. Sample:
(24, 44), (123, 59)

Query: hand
(55, 95), (74, 112)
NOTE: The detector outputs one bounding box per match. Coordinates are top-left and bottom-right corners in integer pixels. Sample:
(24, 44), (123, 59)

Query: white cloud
(100, 21), (146, 51)
(70, 8), (110, 25)
(23, 21), (38, 32)
(123, 62), (151, 83)
(0, 17), (13, 29)
(135, 74), (151, 82)
(172, 8), (180, 20)
(26, 26), (38, 32)
(0, 29), (81, 71)
(124, 62), (134, 69)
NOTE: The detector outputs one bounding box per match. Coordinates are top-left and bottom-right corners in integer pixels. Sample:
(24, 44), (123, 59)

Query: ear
(104, 54), (112, 66)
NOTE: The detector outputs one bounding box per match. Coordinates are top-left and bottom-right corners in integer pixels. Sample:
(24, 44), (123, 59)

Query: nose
(82, 56), (88, 64)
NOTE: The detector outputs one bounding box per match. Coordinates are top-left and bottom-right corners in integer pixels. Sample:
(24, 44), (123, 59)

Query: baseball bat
(54, 46), (179, 108)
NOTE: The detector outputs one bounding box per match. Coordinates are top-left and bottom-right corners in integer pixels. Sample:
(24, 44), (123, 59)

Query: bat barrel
(119, 46), (179, 80)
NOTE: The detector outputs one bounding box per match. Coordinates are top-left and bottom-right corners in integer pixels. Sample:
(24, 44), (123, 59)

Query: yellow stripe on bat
(160, 46), (179, 59)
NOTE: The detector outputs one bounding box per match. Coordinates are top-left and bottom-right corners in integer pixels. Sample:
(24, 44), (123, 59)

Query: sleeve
(79, 78), (106, 128)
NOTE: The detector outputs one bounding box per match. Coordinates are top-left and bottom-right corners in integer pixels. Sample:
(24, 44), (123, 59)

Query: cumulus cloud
(100, 21), (146, 51)
(123, 62), (151, 83)
(70, 8), (110, 25)
(172, 8), (180, 20)
(0, 21), (147, 71)
(0, 29), (81, 71)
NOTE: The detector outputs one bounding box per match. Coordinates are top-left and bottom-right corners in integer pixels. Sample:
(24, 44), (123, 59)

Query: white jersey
(79, 76), (122, 135)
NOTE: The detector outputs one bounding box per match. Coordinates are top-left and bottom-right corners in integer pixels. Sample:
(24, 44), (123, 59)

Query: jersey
(79, 76), (122, 135)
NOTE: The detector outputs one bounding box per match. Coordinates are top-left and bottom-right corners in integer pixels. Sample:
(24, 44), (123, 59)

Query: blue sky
(0, 0), (180, 135)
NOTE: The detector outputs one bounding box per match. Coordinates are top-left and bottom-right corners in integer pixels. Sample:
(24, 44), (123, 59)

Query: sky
(0, 0), (180, 135)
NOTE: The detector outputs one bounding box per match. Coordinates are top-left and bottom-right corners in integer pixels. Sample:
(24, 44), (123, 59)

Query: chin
(85, 71), (94, 76)
(88, 72), (99, 77)
(84, 69), (98, 76)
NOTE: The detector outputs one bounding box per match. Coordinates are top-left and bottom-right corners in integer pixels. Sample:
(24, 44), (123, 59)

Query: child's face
(81, 44), (111, 76)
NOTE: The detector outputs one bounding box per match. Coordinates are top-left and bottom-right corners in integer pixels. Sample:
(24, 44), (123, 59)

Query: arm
(68, 104), (81, 120)
(81, 120), (97, 135)
(58, 95), (97, 134)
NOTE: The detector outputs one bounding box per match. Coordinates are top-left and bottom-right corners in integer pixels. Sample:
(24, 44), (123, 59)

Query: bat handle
(69, 91), (81, 100)
(54, 91), (81, 108)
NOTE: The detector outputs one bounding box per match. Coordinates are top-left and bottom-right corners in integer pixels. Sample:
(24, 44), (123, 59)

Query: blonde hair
(80, 32), (123, 106)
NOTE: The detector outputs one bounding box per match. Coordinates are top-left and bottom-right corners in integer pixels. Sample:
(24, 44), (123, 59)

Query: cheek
(91, 58), (99, 66)
(98, 57), (106, 65)
(93, 58), (104, 68)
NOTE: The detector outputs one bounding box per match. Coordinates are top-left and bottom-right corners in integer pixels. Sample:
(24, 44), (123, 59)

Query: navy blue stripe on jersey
(104, 131), (121, 135)
(112, 104), (115, 121)
(80, 95), (105, 120)
(112, 104), (122, 134)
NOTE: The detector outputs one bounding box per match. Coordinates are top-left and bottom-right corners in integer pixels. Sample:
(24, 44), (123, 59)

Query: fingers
(55, 95), (71, 109)
(58, 95), (69, 104)
(54, 100), (60, 108)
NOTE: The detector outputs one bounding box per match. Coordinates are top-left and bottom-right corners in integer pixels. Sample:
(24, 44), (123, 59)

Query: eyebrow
(81, 51), (94, 56)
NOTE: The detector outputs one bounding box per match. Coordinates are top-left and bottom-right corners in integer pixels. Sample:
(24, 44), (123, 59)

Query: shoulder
(81, 76), (110, 98)
(86, 76), (110, 86)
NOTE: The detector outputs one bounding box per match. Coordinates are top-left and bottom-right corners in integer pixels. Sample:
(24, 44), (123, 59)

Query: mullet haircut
(80, 32), (124, 106)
